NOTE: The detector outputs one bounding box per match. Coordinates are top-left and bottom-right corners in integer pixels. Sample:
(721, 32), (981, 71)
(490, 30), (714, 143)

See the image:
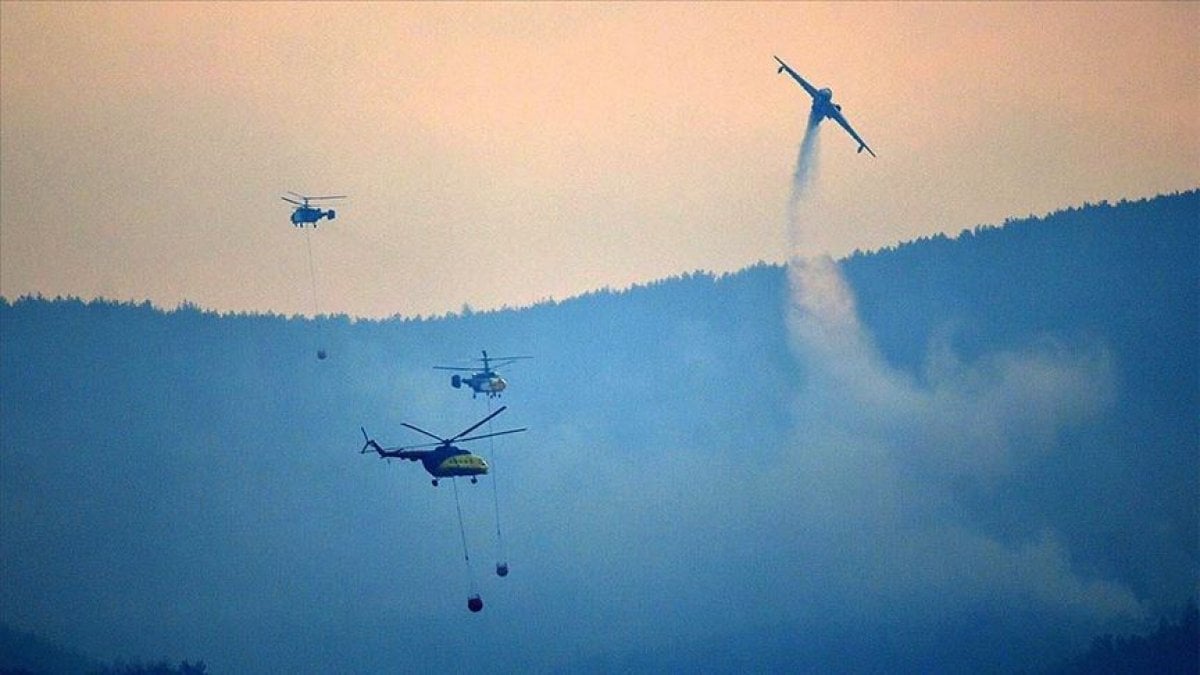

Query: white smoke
(781, 117), (1142, 626)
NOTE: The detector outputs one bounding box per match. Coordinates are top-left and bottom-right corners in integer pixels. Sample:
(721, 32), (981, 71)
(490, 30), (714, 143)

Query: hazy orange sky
(2, 2), (1197, 318)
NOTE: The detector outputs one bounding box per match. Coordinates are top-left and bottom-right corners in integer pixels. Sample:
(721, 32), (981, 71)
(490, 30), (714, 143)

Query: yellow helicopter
(359, 406), (526, 487)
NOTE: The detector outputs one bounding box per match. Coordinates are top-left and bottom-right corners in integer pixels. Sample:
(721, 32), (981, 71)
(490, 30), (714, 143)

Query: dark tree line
(89, 660), (206, 675)
(1058, 602), (1199, 674)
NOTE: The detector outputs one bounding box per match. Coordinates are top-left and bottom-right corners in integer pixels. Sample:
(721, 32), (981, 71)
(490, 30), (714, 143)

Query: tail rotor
(360, 427), (377, 454)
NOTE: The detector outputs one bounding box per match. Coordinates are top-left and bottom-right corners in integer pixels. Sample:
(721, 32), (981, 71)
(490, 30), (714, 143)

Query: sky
(1, 2), (1198, 318)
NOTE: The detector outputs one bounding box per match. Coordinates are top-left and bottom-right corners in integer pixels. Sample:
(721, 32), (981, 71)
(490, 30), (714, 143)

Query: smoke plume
(781, 111), (1140, 632)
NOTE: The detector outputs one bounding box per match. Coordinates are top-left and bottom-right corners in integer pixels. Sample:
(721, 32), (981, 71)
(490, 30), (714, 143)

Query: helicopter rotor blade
(454, 427), (528, 444)
(282, 196), (304, 206)
(449, 406), (508, 443)
(308, 195), (347, 201)
(487, 357), (532, 369)
(473, 355), (532, 365)
(401, 422), (447, 444)
(361, 426), (444, 453)
(432, 366), (476, 372)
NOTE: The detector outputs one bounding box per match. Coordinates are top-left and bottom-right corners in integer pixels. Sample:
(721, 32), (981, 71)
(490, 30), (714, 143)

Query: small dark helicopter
(359, 406), (527, 487)
(434, 350), (532, 399)
(282, 191), (345, 227)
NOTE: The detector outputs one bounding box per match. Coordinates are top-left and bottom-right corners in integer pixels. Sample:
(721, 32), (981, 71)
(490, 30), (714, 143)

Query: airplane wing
(829, 108), (876, 157)
(773, 56), (820, 100)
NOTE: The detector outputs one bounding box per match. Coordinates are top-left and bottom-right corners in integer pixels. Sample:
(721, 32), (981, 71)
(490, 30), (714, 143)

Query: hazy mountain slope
(843, 193), (1198, 603)
(1, 192), (1195, 673)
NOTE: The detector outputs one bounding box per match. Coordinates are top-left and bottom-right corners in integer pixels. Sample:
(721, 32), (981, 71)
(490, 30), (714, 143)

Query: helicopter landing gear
(470, 476), (478, 484)
(432, 478), (439, 487)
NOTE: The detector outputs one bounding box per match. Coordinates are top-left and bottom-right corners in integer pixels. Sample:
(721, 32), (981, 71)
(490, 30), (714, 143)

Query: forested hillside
(1, 192), (1195, 673)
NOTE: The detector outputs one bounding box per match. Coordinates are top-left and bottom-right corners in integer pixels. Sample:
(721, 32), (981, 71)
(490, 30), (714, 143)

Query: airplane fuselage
(811, 88), (841, 118)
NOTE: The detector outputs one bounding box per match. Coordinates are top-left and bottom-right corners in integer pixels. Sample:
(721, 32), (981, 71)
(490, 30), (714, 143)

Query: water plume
(786, 110), (823, 254)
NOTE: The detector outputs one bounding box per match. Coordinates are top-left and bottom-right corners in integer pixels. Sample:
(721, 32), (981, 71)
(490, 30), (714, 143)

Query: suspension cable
(486, 397), (508, 573)
(304, 229), (320, 317)
(451, 477), (478, 595)
(303, 229), (327, 359)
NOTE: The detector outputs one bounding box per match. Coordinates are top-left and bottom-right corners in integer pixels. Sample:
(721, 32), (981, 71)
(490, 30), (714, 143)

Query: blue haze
(0, 192), (1197, 672)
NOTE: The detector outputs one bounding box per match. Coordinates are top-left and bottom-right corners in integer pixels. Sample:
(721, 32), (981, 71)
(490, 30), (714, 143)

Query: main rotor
(281, 191), (346, 208)
(435, 350), (533, 374)
(399, 405), (527, 449)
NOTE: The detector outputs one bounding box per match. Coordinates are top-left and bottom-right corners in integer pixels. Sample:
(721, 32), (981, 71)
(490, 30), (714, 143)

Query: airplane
(359, 406), (527, 487)
(282, 192), (345, 227)
(774, 56), (876, 157)
(434, 350), (532, 399)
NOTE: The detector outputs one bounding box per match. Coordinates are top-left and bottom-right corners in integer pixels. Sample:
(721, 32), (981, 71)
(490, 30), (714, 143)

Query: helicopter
(359, 406), (527, 487)
(434, 350), (532, 398)
(282, 191), (345, 227)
